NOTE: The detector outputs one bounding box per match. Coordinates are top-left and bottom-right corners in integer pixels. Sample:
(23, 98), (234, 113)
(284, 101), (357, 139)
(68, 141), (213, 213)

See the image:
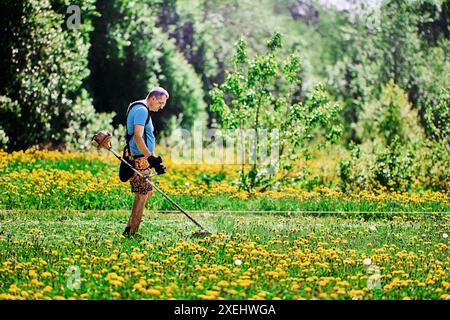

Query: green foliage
(0, 129), (8, 148)
(313, 4), (376, 143)
(373, 137), (415, 191)
(423, 86), (450, 143)
(339, 83), (423, 192)
(156, 34), (208, 130)
(266, 31), (282, 51)
(319, 0), (449, 145)
(356, 81), (424, 146)
(64, 90), (126, 151)
(87, 0), (158, 122)
(87, 0), (206, 135)
(156, 0), (220, 101)
(339, 135), (450, 193)
(412, 139), (450, 191)
(338, 78), (449, 192)
(0, 0), (95, 150)
(0, 97), (18, 148)
(0, 0), (447, 196)
(176, 0), (318, 117)
(316, 0), (449, 192)
(339, 138), (414, 192)
(196, 172), (226, 187)
(232, 38), (248, 65)
(210, 33), (342, 192)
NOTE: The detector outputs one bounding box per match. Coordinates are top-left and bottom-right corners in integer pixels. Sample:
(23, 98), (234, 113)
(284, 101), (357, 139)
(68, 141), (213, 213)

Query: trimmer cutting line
(91, 131), (211, 237)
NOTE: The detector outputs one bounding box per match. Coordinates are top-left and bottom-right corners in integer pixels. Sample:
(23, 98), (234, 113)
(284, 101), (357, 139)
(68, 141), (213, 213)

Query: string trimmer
(91, 131), (211, 237)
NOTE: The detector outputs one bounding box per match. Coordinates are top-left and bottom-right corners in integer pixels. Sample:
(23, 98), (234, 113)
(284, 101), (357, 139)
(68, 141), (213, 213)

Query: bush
(372, 137), (415, 190)
(0, 0), (95, 150)
(64, 90), (126, 151)
(356, 81), (424, 146)
(412, 139), (450, 191)
(338, 81), (436, 192)
(339, 137), (415, 192)
(423, 86), (450, 143)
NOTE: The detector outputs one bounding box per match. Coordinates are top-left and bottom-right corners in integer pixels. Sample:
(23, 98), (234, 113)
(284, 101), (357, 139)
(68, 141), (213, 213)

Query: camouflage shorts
(129, 157), (153, 195)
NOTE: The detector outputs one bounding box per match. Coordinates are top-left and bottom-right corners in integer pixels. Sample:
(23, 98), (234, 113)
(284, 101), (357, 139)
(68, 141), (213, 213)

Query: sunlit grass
(0, 149), (448, 211)
(0, 210), (449, 300)
(0, 149), (448, 300)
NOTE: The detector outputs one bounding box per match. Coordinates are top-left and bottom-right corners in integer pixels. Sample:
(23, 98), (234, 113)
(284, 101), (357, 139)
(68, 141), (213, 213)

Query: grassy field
(0, 210), (449, 300)
(0, 149), (449, 300)
(1, 149), (449, 213)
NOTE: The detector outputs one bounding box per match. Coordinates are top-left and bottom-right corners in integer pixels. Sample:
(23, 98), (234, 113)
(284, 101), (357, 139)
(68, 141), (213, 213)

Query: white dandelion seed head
(234, 259), (242, 266)
(363, 258), (372, 266)
(443, 233), (448, 239)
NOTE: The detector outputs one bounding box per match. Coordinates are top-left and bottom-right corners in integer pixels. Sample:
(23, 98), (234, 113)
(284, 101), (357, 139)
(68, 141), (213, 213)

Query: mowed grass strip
(0, 210), (449, 300)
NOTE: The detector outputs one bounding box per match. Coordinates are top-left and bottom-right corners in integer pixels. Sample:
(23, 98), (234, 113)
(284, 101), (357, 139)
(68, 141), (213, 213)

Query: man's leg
(125, 157), (153, 236)
(124, 192), (149, 236)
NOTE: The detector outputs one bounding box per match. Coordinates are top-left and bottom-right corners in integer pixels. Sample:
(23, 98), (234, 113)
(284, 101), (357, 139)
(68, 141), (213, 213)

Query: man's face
(148, 95), (167, 111)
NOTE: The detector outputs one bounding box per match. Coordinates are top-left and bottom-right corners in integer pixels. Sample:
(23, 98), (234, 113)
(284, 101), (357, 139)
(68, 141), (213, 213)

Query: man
(123, 87), (169, 236)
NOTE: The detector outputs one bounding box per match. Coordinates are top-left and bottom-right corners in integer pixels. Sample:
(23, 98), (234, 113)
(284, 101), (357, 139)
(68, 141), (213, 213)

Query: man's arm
(134, 125), (153, 157)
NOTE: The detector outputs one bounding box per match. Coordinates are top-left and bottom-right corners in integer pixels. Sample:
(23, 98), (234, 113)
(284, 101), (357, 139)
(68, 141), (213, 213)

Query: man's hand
(148, 155), (166, 174)
(155, 165), (166, 175)
(148, 155), (162, 166)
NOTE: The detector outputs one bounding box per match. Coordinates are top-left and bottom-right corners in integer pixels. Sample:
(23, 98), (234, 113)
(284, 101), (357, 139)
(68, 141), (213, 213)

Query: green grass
(2, 150), (448, 213)
(1, 151), (449, 300)
(152, 194), (450, 218)
(1, 210), (449, 300)
(2, 190), (449, 215)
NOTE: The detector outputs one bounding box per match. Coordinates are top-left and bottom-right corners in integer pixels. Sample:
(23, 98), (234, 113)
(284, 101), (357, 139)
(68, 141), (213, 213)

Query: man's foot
(122, 226), (143, 239)
(122, 226), (132, 237)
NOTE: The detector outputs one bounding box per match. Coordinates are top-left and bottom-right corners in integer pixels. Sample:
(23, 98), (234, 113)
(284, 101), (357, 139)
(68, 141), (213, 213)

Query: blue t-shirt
(126, 101), (155, 155)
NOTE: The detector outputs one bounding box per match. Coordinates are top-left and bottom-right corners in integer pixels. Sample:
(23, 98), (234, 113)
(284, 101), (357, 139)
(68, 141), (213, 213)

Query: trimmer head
(91, 131), (112, 150)
(191, 229), (212, 238)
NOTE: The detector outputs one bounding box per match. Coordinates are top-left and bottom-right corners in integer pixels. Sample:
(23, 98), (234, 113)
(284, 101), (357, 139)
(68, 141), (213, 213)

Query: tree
(356, 80), (424, 146)
(210, 32), (342, 192)
(0, 0), (96, 150)
(86, 0), (207, 135)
